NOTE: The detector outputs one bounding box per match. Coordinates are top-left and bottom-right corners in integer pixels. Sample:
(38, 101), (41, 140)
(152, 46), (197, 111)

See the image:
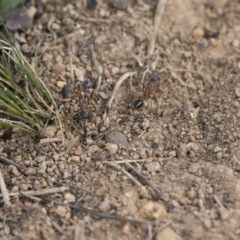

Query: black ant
(133, 74), (159, 109)
(74, 79), (95, 120)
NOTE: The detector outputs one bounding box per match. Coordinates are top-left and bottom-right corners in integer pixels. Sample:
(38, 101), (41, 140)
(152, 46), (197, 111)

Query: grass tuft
(0, 27), (60, 136)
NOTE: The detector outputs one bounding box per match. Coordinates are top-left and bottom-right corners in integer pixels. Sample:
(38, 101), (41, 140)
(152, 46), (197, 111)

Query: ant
(133, 74), (159, 109)
(73, 79), (95, 120)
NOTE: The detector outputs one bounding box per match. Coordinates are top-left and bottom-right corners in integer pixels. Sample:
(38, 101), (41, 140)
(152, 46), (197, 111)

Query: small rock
(156, 227), (182, 240)
(74, 149), (83, 155)
(20, 183), (28, 191)
(57, 81), (66, 88)
(55, 206), (68, 217)
(36, 156), (46, 162)
(12, 186), (19, 192)
(235, 87), (240, 97)
(33, 180), (41, 190)
(214, 146), (222, 153)
(51, 22), (60, 30)
(74, 68), (84, 81)
(168, 150), (177, 158)
(42, 53), (53, 62)
(187, 188), (197, 200)
(139, 200), (167, 220)
(193, 27), (204, 38)
(88, 145), (100, 153)
(145, 162), (161, 172)
(111, 67), (119, 75)
(25, 168), (37, 175)
(53, 154), (59, 161)
(64, 193), (76, 203)
(98, 92), (109, 99)
(210, 38), (219, 47)
(11, 166), (21, 176)
(105, 131), (128, 144)
(38, 160), (46, 174)
(27, 6), (37, 19)
(99, 200), (111, 212)
(41, 180), (48, 188)
(43, 126), (56, 138)
(233, 39), (239, 48)
(71, 155), (80, 162)
(151, 141), (159, 149)
(105, 143), (118, 154)
(54, 62), (65, 72)
(104, 0), (128, 9)
(217, 152), (223, 159)
(122, 224), (131, 235)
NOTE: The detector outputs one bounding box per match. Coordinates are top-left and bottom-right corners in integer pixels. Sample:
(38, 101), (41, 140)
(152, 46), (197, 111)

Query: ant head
(150, 75), (159, 82)
(82, 79), (93, 89)
(74, 110), (90, 120)
(133, 99), (144, 109)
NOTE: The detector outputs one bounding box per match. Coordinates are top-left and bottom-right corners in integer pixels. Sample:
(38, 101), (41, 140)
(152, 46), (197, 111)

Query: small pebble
(25, 168), (37, 175)
(140, 200), (167, 220)
(145, 162), (161, 172)
(193, 27), (204, 38)
(104, 0), (128, 9)
(42, 53), (53, 62)
(99, 200), (111, 212)
(20, 183), (28, 191)
(33, 180), (41, 190)
(156, 227), (182, 240)
(71, 155), (80, 162)
(105, 131), (128, 144)
(55, 206), (68, 217)
(57, 81), (66, 88)
(187, 188), (197, 200)
(11, 166), (21, 176)
(88, 145), (100, 153)
(105, 143), (118, 154)
(64, 193), (76, 203)
(214, 146), (222, 153)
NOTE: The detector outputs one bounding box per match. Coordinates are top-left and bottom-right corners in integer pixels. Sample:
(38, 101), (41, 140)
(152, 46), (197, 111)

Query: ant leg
(77, 84), (83, 103)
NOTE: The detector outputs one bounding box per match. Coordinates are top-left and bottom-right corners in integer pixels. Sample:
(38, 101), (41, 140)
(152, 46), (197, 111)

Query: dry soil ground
(1, 0), (240, 239)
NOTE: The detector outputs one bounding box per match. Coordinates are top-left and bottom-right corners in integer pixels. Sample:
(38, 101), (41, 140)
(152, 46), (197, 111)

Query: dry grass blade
(0, 28), (62, 137)
(0, 168), (11, 206)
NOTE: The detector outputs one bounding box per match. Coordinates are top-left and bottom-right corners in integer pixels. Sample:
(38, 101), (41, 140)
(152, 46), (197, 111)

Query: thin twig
(39, 138), (62, 145)
(0, 155), (25, 170)
(147, 0), (167, 56)
(40, 197), (165, 226)
(0, 168), (11, 206)
(95, 65), (103, 95)
(1, 187), (70, 197)
(213, 195), (224, 208)
(114, 159), (149, 164)
(107, 72), (137, 109)
(125, 163), (163, 199)
(20, 192), (42, 202)
(104, 161), (142, 187)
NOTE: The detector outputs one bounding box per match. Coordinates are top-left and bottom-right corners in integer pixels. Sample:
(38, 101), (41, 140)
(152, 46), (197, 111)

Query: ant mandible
(74, 79), (94, 120)
(133, 74), (159, 109)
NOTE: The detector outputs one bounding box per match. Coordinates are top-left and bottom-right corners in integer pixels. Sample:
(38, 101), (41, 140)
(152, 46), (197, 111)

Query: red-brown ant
(74, 79), (94, 120)
(133, 74), (159, 109)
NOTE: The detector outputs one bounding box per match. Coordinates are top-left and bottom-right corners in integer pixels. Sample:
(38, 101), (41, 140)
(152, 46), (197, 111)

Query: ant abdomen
(74, 110), (90, 120)
(133, 99), (144, 109)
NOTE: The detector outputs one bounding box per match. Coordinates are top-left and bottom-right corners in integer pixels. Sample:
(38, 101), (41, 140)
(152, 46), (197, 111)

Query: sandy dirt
(1, 0), (240, 239)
